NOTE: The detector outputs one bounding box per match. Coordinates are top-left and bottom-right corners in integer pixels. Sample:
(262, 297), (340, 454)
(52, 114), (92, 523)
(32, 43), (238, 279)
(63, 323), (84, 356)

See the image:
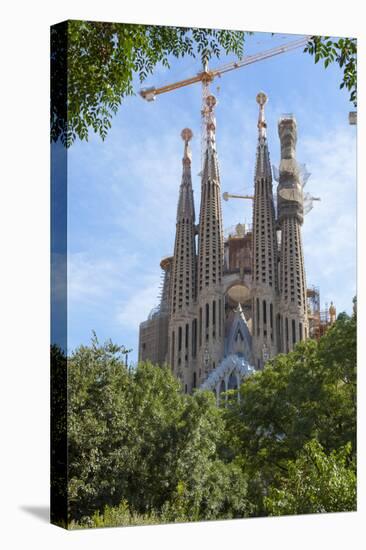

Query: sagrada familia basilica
(138, 91), (334, 400)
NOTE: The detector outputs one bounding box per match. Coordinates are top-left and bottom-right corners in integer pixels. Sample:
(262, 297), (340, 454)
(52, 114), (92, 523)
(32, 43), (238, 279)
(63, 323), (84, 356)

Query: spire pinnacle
(204, 94), (217, 149)
(256, 91), (268, 140)
(177, 128), (195, 222)
(181, 127), (193, 164)
(254, 92), (271, 178)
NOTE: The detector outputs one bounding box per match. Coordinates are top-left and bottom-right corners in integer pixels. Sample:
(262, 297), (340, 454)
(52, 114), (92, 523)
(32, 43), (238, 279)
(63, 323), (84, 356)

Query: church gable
(226, 304), (253, 364)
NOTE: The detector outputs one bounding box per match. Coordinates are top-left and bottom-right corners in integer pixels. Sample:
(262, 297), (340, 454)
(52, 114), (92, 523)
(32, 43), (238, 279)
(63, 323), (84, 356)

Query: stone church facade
(139, 92), (309, 398)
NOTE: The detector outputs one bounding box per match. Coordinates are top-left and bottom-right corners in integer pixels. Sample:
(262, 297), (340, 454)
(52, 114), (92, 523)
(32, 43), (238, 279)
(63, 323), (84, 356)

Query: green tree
(50, 344), (68, 527)
(52, 23), (357, 147)
(77, 501), (161, 529)
(222, 313), (356, 513)
(51, 21), (247, 146)
(160, 391), (252, 522)
(264, 439), (356, 515)
(67, 334), (251, 526)
(64, 309), (356, 527)
(67, 335), (132, 521)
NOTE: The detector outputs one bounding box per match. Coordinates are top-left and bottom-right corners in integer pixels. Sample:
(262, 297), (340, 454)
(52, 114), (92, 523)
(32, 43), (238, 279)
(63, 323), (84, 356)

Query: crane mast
(139, 35), (310, 170)
(139, 33), (321, 213)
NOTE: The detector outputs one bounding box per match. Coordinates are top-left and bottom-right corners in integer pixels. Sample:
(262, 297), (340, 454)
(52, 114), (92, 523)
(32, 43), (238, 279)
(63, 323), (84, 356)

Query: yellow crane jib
(139, 36), (310, 102)
(223, 192), (254, 201)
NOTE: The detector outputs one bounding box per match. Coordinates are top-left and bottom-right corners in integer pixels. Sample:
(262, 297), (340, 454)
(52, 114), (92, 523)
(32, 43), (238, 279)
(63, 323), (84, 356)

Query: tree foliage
(63, 311), (356, 528)
(51, 23), (357, 148)
(67, 334), (250, 526)
(305, 36), (357, 106)
(221, 313), (356, 515)
(264, 440), (356, 515)
(51, 21), (247, 146)
(51, 344), (67, 525)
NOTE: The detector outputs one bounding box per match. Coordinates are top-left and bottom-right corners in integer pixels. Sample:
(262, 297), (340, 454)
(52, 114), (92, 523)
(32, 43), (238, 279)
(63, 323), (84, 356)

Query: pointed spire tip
(181, 128), (193, 165)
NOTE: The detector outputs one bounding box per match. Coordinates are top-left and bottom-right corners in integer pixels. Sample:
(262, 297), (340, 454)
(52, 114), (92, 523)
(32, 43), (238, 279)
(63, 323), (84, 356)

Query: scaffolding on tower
(307, 286), (336, 340)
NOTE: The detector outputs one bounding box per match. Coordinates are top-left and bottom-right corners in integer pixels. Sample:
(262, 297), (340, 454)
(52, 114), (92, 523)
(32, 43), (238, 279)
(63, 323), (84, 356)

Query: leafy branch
(304, 35), (357, 106)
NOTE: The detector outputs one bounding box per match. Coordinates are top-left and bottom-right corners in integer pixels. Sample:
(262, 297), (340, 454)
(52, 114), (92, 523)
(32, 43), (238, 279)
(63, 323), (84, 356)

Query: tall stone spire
(251, 92), (279, 369)
(175, 129), (196, 225)
(171, 128), (196, 314)
(197, 94), (224, 381)
(169, 129), (198, 392)
(277, 115), (308, 352)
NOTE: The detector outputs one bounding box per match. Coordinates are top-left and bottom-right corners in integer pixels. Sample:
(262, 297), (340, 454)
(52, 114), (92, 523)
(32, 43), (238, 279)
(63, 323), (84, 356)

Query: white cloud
(115, 273), (162, 330)
(300, 125), (356, 313)
(67, 250), (139, 305)
(68, 249), (163, 334)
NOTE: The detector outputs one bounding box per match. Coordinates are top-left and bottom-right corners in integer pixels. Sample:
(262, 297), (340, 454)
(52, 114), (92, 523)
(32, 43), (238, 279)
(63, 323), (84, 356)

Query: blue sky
(65, 31), (356, 363)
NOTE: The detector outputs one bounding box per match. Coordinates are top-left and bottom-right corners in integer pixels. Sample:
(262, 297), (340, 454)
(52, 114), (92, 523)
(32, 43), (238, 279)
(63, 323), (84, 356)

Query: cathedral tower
(197, 94), (225, 382)
(139, 92), (314, 397)
(277, 115), (308, 352)
(169, 128), (198, 392)
(251, 92), (279, 369)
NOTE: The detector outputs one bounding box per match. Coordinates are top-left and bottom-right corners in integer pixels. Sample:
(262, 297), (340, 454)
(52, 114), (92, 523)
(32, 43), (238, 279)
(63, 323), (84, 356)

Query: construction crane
(223, 192), (254, 201)
(139, 34), (321, 217)
(223, 130), (321, 214)
(139, 36), (310, 102)
(139, 35), (310, 169)
(223, 189), (321, 216)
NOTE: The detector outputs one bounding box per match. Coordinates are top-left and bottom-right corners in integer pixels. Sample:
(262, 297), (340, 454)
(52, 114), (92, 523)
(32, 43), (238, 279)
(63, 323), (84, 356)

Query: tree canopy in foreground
(56, 310), (356, 528)
(51, 22), (357, 146)
(51, 22), (247, 146)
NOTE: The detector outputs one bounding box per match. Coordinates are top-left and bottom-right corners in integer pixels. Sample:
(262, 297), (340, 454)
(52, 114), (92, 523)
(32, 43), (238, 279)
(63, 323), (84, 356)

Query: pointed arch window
(235, 329), (244, 342)
(228, 372), (238, 390)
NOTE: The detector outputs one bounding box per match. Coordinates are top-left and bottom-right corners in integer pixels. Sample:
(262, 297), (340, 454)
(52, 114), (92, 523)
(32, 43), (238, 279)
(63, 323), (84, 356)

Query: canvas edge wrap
(50, 20), (68, 529)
